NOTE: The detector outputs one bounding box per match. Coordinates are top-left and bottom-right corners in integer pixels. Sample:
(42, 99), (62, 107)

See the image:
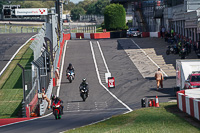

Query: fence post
(27, 27), (28, 33)
(32, 27), (34, 33)
(5, 24), (7, 33)
(21, 27), (23, 33)
(17, 63), (26, 117)
(9, 26), (12, 33)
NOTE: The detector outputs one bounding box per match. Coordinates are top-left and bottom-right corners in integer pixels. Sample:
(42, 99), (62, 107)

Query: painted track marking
(90, 41), (132, 112)
(131, 39), (168, 77)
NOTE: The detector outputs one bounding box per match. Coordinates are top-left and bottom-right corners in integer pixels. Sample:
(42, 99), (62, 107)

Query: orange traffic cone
(155, 96), (159, 107)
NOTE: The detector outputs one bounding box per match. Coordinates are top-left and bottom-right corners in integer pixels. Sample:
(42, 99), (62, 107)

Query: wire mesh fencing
(0, 24), (41, 34)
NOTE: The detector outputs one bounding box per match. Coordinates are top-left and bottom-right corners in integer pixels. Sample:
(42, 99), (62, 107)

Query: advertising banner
(15, 8), (48, 16)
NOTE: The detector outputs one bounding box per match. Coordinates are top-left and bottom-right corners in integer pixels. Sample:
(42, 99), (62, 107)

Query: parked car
(184, 72), (200, 89)
(127, 28), (142, 37)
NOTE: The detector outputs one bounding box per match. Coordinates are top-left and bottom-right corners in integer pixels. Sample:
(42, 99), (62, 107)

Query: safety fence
(177, 90), (200, 121)
(0, 24), (41, 34)
(63, 25), (96, 34)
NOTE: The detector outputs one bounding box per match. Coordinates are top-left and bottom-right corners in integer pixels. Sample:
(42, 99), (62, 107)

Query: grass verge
(0, 41), (33, 118)
(65, 102), (200, 133)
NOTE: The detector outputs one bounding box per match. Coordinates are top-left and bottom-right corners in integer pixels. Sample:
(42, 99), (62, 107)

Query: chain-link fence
(0, 24), (41, 34)
(63, 25), (96, 33)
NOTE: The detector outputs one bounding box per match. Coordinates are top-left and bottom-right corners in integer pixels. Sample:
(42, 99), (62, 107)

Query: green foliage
(104, 3), (126, 30)
(4, 1), (55, 8)
(94, 0), (110, 15)
(86, 2), (96, 14)
(71, 7), (85, 21)
(86, 0), (110, 15)
(0, 1), (7, 14)
(63, 1), (75, 11)
(77, 0), (95, 11)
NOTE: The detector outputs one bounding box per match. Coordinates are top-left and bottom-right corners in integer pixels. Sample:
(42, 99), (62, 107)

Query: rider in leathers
(66, 63), (75, 79)
(79, 78), (89, 97)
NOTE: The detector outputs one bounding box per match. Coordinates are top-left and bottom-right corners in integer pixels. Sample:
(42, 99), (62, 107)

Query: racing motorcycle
(179, 47), (187, 59)
(80, 86), (88, 102)
(166, 45), (178, 55)
(52, 99), (61, 120)
(67, 70), (74, 83)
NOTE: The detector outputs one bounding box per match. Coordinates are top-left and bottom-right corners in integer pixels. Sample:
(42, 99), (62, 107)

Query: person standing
(55, 67), (60, 86)
(155, 68), (164, 90)
(161, 26), (165, 38)
(42, 87), (51, 110)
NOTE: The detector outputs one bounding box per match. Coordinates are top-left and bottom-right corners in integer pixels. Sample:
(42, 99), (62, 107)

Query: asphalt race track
(0, 38), (176, 133)
(0, 33), (36, 74)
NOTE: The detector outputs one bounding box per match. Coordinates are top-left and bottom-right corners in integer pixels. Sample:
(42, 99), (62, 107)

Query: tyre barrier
(177, 89), (200, 121)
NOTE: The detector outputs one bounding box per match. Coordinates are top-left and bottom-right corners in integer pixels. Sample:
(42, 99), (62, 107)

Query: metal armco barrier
(108, 77), (115, 88)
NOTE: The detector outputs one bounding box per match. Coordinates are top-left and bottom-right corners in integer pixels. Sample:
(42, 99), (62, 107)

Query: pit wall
(177, 90), (200, 121)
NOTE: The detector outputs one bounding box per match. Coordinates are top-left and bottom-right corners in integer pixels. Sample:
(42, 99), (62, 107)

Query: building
(111, 0), (164, 32)
(163, 0), (200, 44)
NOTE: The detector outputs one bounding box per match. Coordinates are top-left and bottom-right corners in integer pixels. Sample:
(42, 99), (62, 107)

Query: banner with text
(15, 8), (48, 16)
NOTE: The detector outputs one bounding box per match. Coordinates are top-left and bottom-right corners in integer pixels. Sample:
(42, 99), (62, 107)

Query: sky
(71, 0), (83, 4)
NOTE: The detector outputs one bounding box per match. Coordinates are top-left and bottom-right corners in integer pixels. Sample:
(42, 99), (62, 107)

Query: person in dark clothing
(66, 63), (75, 79)
(79, 78), (89, 97)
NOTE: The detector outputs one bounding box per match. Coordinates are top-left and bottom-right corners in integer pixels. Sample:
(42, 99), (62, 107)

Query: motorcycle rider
(52, 96), (64, 115)
(79, 78), (89, 97)
(66, 63), (75, 79)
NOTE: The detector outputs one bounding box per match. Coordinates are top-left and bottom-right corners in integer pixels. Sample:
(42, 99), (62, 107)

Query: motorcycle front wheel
(55, 110), (58, 120)
(166, 50), (170, 55)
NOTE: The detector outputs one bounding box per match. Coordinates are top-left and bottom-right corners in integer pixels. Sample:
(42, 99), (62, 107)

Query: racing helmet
(51, 94), (56, 100)
(82, 78), (86, 83)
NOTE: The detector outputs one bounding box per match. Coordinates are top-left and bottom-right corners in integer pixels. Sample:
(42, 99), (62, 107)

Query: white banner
(15, 8), (48, 16)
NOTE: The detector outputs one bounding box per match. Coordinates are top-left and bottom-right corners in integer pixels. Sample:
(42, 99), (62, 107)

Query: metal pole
(17, 63), (26, 101)
(17, 63), (26, 117)
(32, 61), (41, 93)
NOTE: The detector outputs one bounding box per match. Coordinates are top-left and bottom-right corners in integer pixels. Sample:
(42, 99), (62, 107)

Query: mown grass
(0, 41), (33, 118)
(65, 103), (200, 133)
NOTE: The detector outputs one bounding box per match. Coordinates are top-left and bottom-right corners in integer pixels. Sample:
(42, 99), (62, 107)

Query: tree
(71, 7), (85, 21)
(77, 0), (95, 11)
(0, 1), (7, 14)
(63, 1), (75, 11)
(86, 0), (109, 15)
(104, 3), (126, 30)
(94, 0), (109, 15)
(86, 2), (96, 15)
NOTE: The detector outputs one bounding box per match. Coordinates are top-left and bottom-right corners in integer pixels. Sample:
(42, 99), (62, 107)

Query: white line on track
(64, 108), (128, 113)
(57, 41), (68, 97)
(90, 41), (133, 112)
(0, 34), (36, 77)
(0, 41), (68, 128)
(131, 39), (168, 77)
(97, 41), (110, 73)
